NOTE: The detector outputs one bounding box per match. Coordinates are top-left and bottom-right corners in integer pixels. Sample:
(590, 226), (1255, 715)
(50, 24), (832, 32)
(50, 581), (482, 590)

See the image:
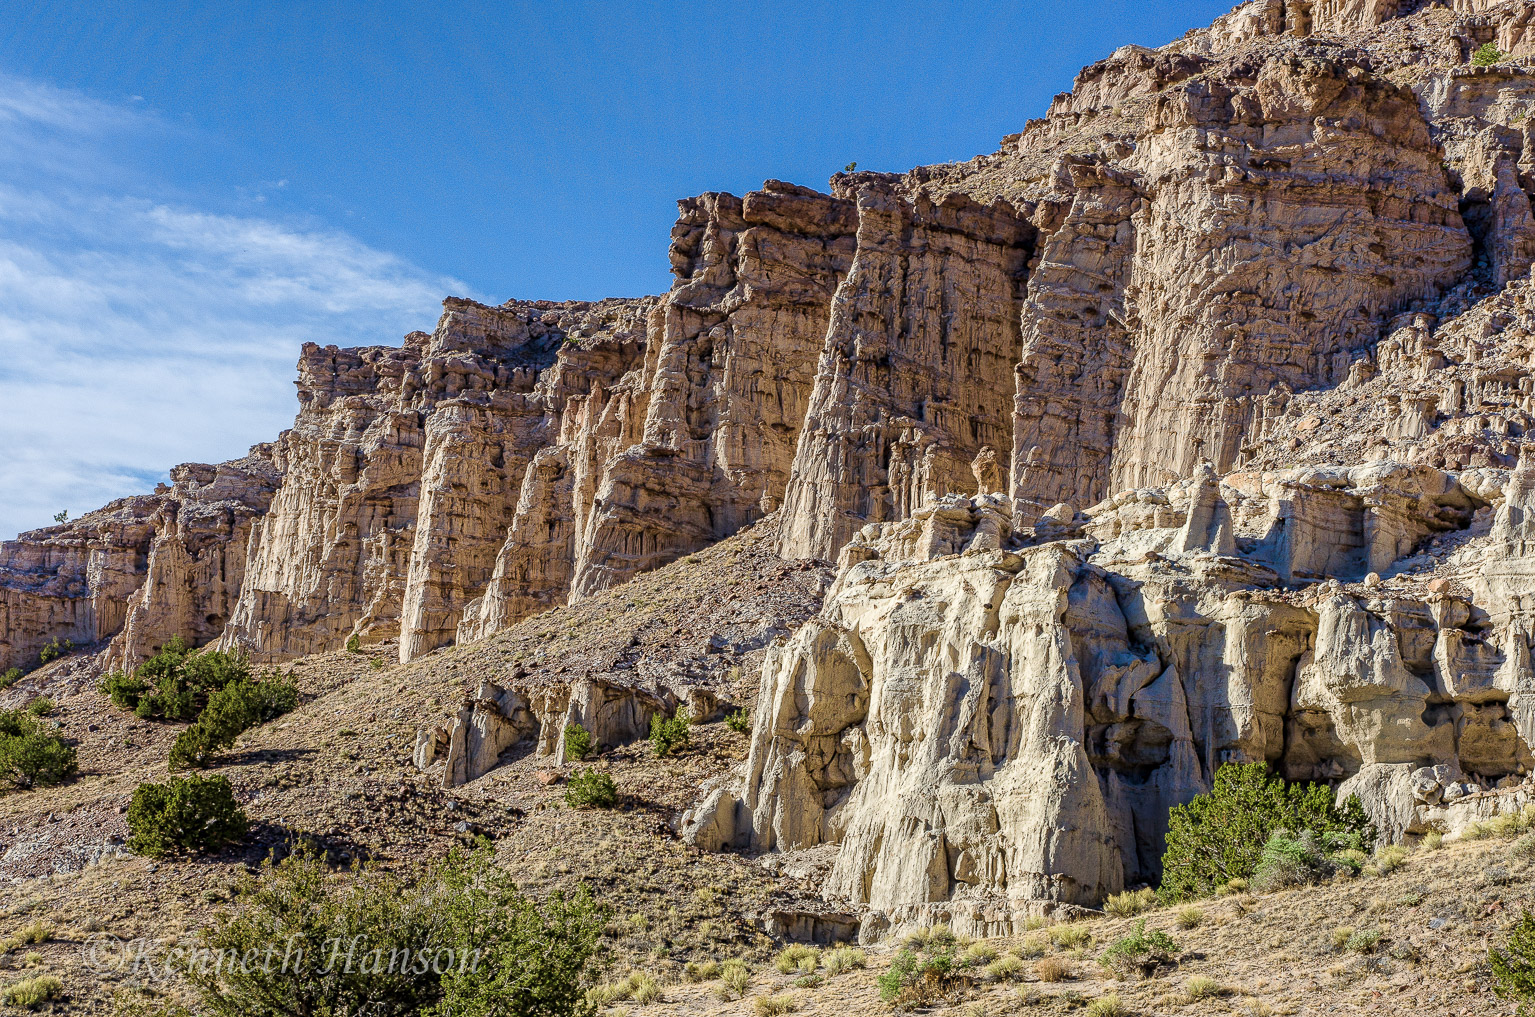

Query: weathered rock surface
(21, 0), (1535, 941)
(683, 456), (1535, 933)
(0, 453), (279, 674)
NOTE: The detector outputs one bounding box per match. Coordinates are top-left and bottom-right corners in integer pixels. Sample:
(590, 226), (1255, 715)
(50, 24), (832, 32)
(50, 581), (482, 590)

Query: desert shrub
(960, 941), (998, 966)
(0, 710), (76, 790)
(1017, 935), (1048, 958)
(0, 974), (62, 1008)
(726, 708), (750, 734)
(1185, 975), (1225, 1000)
(649, 711), (690, 756)
(718, 959), (750, 999)
(167, 725), (219, 771)
(1175, 906), (1204, 930)
(586, 974), (637, 1005)
(1474, 42), (1506, 66)
(345, 633), (361, 653)
(824, 946), (866, 975)
(1034, 956), (1072, 982)
(1367, 843), (1409, 876)
(755, 994), (797, 1016)
(775, 944), (818, 974)
(1103, 887), (1157, 919)
(1159, 762), (1374, 902)
(168, 676), (299, 769)
(1215, 877), (1249, 896)
(23, 697), (52, 717)
(1344, 928), (1381, 953)
(189, 843), (605, 1017)
(985, 954), (1025, 980)
(1422, 831), (1444, 850)
(126, 774), (248, 856)
(1049, 923), (1092, 949)
(100, 637), (251, 721)
(1099, 920), (1179, 980)
(628, 972), (662, 1005)
(684, 960), (721, 982)
(1251, 830), (1339, 891)
(564, 768), (617, 809)
(563, 723), (593, 761)
(877, 947), (954, 1006)
(0, 669), (20, 689)
(36, 637), (72, 666)
(12, 922), (51, 946)
(1466, 805), (1535, 841)
(1493, 908), (1535, 1013)
(1085, 995), (1127, 1017)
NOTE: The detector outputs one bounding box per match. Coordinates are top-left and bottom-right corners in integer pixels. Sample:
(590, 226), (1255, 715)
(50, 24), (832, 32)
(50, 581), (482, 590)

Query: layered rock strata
(19, 0), (1535, 934)
(0, 454), (279, 674)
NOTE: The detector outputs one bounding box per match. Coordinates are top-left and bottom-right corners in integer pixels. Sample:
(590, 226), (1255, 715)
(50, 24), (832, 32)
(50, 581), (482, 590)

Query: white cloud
(0, 73), (471, 539)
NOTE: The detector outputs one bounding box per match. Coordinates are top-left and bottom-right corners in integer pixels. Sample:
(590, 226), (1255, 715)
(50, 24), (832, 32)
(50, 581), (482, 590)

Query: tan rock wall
(1, 452), (278, 673)
(777, 186), (1033, 559)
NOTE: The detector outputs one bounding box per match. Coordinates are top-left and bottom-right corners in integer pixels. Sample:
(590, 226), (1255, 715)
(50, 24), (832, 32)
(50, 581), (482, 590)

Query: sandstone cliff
(21, 0), (1535, 942)
(0, 454), (279, 673)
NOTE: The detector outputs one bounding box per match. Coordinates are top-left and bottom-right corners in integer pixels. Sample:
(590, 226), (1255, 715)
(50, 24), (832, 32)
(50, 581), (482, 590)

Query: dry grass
(717, 959), (750, 1000)
(1085, 993), (1127, 1017)
(774, 944), (819, 974)
(1049, 923), (1092, 949)
(753, 994), (798, 1016)
(0, 974), (61, 1008)
(1035, 955), (1073, 982)
(984, 954), (1026, 980)
(1103, 887), (1158, 919)
(683, 959), (720, 982)
(1185, 975), (1226, 1000)
(1463, 804), (1535, 841)
(822, 946), (865, 975)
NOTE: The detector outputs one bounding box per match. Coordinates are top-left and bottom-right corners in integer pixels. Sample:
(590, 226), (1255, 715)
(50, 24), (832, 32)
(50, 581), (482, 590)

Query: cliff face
(24, 0), (1535, 938)
(0, 454), (278, 673)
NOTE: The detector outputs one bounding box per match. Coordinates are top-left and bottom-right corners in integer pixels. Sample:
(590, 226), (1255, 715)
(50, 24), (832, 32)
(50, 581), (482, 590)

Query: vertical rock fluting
(230, 181), (856, 663)
(222, 338), (429, 659)
(103, 458), (282, 670)
(565, 182), (858, 599)
(397, 298), (619, 661)
(776, 184), (1034, 560)
(687, 463), (1535, 930)
(461, 181), (858, 640)
(1010, 48), (1472, 515)
(19, 0), (1535, 700)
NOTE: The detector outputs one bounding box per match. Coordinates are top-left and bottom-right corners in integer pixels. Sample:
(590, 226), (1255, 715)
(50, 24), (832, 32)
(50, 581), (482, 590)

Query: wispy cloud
(0, 72), (471, 539)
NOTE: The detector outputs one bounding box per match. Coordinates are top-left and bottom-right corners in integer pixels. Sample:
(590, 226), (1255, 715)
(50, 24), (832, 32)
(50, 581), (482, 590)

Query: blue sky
(0, 0), (1233, 539)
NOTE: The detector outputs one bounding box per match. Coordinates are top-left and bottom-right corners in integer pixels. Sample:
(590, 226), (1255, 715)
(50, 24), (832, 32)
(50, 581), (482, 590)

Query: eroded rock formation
(0, 453), (279, 673)
(19, 0), (1535, 939)
(683, 463), (1535, 934)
